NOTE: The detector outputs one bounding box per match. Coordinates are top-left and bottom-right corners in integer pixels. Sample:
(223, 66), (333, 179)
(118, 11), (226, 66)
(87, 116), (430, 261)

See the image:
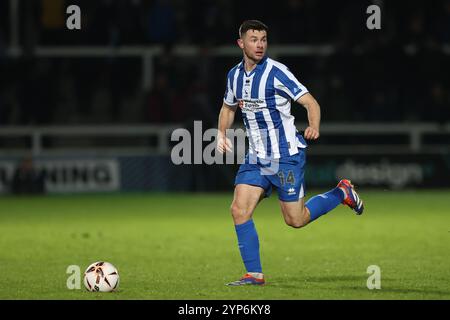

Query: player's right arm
(217, 69), (238, 154)
(217, 102), (236, 154)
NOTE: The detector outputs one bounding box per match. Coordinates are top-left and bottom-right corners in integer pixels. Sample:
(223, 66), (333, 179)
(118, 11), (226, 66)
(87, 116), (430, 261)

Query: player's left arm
(296, 93), (321, 140)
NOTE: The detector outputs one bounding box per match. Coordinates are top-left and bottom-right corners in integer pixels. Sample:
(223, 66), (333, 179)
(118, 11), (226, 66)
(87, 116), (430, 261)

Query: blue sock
(234, 219), (262, 273)
(305, 187), (345, 222)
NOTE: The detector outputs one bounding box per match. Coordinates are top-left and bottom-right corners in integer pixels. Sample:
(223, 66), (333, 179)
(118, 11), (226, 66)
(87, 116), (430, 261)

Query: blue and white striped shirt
(224, 56), (308, 159)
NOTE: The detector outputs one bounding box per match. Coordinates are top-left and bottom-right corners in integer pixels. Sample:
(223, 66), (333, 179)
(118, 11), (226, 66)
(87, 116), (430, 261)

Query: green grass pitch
(0, 190), (449, 300)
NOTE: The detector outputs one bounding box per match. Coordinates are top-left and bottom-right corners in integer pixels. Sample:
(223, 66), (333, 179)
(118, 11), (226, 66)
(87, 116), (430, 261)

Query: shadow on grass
(269, 275), (370, 289)
(272, 275), (450, 297)
(304, 275), (373, 283)
(345, 286), (450, 297)
(273, 275), (376, 285)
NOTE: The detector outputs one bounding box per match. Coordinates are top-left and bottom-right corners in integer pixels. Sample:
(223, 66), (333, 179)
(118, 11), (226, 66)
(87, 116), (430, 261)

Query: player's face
(238, 29), (267, 62)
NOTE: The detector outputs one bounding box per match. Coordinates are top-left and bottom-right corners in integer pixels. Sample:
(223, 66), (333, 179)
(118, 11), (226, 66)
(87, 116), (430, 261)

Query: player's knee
(282, 206), (308, 228)
(230, 203), (251, 223)
(230, 203), (243, 218)
(284, 212), (308, 228)
(287, 219), (307, 228)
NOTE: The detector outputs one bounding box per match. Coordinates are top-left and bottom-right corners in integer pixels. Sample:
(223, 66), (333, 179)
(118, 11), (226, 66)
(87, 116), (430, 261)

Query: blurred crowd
(0, 0), (449, 126)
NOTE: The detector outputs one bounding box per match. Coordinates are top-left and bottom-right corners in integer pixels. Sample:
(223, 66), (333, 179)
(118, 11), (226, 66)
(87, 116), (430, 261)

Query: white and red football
(83, 261), (119, 292)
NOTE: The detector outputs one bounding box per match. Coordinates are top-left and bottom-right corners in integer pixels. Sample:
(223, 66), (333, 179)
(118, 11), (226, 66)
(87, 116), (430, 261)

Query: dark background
(0, 0), (448, 193)
(0, 0), (448, 127)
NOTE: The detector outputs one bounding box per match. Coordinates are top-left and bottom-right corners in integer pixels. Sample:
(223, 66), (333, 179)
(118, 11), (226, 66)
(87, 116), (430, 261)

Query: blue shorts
(234, 149), (306, 202)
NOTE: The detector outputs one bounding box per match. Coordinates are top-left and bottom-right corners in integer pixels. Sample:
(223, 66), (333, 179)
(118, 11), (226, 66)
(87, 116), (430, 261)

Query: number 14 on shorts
(277, 170), (295, 186)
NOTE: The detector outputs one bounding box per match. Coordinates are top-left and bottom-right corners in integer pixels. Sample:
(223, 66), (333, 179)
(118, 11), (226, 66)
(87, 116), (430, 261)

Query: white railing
(4, 45), (337, 90)
(0, 123), (448, 157)
(6, 44), (450, 90)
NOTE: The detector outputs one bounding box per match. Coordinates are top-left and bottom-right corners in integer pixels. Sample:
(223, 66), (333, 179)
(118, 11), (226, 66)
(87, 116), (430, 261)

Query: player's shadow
(345, 286), (450, 297)
(273, 275), (369, 289)
(304, 275), (373, 283)
(274, 276), (450, 297)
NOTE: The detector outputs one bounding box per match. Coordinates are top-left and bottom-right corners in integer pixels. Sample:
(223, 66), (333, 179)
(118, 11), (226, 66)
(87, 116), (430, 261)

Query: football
(83, 261), (119, 292)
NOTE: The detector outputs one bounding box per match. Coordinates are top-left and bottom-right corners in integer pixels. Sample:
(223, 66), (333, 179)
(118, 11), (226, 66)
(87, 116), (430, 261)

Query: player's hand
(217, 134), (233, 154)
(304, 126), (320, 140)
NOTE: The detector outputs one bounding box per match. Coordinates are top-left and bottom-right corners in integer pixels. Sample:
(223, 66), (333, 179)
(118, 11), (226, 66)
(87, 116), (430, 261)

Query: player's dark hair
(239, 20), (268, 38)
